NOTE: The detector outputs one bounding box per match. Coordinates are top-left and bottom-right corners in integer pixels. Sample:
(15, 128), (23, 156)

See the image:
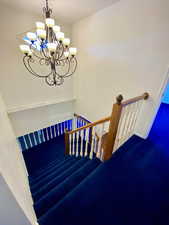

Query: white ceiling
(0, 0), (119, 24)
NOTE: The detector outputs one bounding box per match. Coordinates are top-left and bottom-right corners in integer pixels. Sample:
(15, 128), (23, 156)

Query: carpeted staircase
(23, 134), (169, 225)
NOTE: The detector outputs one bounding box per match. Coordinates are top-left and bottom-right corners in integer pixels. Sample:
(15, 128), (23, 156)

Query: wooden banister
(74, 113), (91, 124)
(67, 116), (111, 135)
(122, 92), (149, 107)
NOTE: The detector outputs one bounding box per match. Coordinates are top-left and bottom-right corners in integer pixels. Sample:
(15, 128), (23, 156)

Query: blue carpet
(23, 123), (169, 225)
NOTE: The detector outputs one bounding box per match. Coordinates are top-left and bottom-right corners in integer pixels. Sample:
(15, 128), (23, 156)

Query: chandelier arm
(56, 42), (65, 60)
(54, 59), (71, 77)
(27, 58), (52, 78)
(63, 57), (78, 78)
(23, 56), (52, 78)
(29, 44), (42, 60)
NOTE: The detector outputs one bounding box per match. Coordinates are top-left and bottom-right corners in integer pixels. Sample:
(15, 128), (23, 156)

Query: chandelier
(19, 0), (77, 86)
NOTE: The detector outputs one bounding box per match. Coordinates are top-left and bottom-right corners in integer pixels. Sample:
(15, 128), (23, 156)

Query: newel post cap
(116, 94), (123, 105)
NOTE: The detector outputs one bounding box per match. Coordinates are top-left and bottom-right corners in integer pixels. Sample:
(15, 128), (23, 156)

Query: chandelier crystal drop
(19, 0), (77, 86)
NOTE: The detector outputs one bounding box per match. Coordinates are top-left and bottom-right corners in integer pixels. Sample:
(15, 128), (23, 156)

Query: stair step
(34, 158), (100, 218)
(30, 157), (77, 192)
(29, 156), (71, 185)
(32, 157), (89, 202)
(29, 158), (62, 178)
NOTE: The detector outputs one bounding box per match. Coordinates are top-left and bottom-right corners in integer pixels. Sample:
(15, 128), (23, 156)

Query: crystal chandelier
(19, 0), (77, 86)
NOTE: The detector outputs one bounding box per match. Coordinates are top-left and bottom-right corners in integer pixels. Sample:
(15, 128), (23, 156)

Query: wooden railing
(65, 92), (149, 161)
(65, 116), (111, 160)
(103, 92), (149, 160)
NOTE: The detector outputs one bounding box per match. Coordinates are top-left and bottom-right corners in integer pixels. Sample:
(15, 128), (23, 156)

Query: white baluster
(89, 127), (95, 159)
(80, 130), (84, 157)
(84, 128), (89, 157)
(54, 125), (57, 137)
(76, 131), (79, 157)
(96, 126), (102, 159)
(38, 131), (41, 144)
(119, 105), (130, 146)
(114, 107), (126, 150)
(57, 124), (60, 136)
(133, 101), (142, 132)
(50, 126), (53, 139)
(69, 134), (72, 155)
(41, 130), (45, 142)
(46, 128), (49, 141)
(33, 132), (38, 145)
(72, 133), (75, 155)
(23, 135), (28, 150)
(28, 134), (33, 148)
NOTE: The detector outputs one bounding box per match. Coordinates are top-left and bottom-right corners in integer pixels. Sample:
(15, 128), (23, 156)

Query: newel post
(103, 95), (123, 161)
(65, 129), (69, 155)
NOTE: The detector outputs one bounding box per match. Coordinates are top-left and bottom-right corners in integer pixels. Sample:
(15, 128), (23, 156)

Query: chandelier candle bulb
(56, 32), (64, 41)
(37, 29), (46, 39)
(19, 45), (30, 54)
(47, 43), (57, 52)
(27, 32), (37, 41)
(36, 22), (45, 29)
(63, 38), (70, 47)
(69, 47), (77, 56)
(46, 18), (55, 27)
(53, 25), (61, 33)
(64, 51), (69, 58)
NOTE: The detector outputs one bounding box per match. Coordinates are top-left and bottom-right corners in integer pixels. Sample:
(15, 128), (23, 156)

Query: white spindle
(76, 131), (79, 157)
(96, 125), (103, 159)
(54, 125), (57, 137)
(118, 105), (131, 147)
(114, 106), (126, 150)
(72, 133), (75, 155)
(23, 135), (28, 150)
(41, 130), (45, 142)
(80, 130), (84, 157)
(89, 128), (95, 159)
(28, 134), (33, 148)
(50, 126), (53, 139)
(84, 128), (89, 157)
(57, 124), (60, 136)
(33, 132), (37, 145)
(46, 128), (49, 141)
(69, 134), (72, 155)
(38, 131), (41, 144)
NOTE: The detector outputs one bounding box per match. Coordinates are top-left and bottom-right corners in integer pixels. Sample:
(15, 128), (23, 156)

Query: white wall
(0, 3), (75, 136)
(9, 100), (75, 137)
(0, 175), (31, 225)
(0, 93), (36, 225)
(72, 0), (169, 137)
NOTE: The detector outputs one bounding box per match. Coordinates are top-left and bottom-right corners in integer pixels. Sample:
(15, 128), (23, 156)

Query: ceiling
(0, 0), (119, 24)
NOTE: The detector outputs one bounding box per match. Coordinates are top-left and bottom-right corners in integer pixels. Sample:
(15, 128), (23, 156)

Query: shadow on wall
(0, 175), (31, 225)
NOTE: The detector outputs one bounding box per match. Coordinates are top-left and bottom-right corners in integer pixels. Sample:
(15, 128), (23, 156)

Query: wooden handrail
(74, 113), (91, 124)
(67, 116), (111, 135)
(122, 92), (149, 107)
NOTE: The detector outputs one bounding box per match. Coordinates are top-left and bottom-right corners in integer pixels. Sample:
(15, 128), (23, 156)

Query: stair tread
(34, 158), (100, 218)
(30, 157), (77, 192)
(32, 157), (90, 202)
(29, 156), (72, 184)
(29, 158), (62, 178)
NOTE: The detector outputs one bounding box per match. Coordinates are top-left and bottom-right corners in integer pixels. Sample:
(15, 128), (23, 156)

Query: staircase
(22, 93), (169, 225)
